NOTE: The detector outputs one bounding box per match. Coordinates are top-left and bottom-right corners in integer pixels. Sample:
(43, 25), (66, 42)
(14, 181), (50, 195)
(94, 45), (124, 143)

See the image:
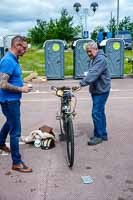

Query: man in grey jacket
(78, 41), (111, 145)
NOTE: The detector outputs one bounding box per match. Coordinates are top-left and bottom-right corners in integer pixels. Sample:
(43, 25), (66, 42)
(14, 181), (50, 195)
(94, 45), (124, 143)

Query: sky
(0, 0), (132, 37)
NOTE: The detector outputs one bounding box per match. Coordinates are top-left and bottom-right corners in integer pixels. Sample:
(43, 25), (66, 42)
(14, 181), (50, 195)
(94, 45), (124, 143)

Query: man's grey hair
(86, 41), (98, 50)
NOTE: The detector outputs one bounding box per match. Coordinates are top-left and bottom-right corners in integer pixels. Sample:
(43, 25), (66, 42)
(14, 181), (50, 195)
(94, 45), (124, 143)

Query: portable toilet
(0, 36), (4, 58)
(73, 39), (93, 79)
(44, 40), (64, 80)
(105, 38), (124, 78)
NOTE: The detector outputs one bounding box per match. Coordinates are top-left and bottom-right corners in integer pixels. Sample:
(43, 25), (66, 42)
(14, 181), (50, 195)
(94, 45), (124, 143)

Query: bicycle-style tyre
(66, 117), (74, 168)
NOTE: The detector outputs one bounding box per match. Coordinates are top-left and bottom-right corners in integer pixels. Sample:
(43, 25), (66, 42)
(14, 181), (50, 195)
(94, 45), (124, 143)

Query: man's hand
(72, 85), (81, 92)
(0, 73), (33, 93)
(20, 86), (32, 93)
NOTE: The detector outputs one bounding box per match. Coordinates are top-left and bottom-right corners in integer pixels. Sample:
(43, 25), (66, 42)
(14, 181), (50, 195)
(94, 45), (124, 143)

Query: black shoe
(88, 137), (103, 145)
(90, 136), (108, 141)
(90, 136), (95, 140)
(102, 137), (108, 141)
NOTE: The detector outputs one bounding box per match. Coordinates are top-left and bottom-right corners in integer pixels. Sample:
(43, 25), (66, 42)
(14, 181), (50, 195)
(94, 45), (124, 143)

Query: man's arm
(80, 58), (106, 87)
(0, 73), (30, 93)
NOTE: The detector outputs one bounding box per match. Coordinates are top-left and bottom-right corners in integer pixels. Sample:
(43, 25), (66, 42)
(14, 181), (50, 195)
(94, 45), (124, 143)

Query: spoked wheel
(66, 117), (74, 168)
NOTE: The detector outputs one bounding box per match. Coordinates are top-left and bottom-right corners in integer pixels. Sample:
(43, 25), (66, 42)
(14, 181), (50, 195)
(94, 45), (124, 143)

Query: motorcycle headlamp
(56, 90), (63, 97)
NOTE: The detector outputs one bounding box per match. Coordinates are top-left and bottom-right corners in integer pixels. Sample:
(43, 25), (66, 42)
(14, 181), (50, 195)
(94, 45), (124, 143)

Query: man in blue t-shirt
(0, 36), (32, 173)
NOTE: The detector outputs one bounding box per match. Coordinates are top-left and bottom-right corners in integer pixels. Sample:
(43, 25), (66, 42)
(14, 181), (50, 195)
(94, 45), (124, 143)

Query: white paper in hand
(84, 72), (88, 76)
(81, 176), (93, 184)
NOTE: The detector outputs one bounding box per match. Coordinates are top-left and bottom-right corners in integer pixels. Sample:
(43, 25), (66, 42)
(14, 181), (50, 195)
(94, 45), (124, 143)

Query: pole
(83, 8), (89, 38)
(116, 0), (119, 34)
(84, 8), (88, 32)
(110, 11), (112, 32)
(79, 15), (83, 38)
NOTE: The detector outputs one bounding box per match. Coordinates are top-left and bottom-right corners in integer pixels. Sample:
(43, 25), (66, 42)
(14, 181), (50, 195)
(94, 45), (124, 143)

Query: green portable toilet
(73, 39), (93, 79)
(105, 38), (124, 78)
(44, 40), (64, 80)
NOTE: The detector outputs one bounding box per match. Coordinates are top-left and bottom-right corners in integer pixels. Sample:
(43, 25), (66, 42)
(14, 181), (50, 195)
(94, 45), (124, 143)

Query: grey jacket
(80, 50), (111, 94)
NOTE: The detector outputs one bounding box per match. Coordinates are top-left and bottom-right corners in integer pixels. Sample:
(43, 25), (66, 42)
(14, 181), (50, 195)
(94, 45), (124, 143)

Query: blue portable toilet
(73, 39), (93, 79)
(97, 32), (103, 44)
(0, 36), (4, 59)
(107, 32), (112, 39)
(44, 40), (64, 80)
(97, 32), (112, 44)
(0, 47), (4, 59)
(105, 38), (124, 78)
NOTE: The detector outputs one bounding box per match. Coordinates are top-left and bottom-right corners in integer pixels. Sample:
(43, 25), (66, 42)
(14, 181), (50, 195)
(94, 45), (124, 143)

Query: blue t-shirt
(0, 51), (23, 102)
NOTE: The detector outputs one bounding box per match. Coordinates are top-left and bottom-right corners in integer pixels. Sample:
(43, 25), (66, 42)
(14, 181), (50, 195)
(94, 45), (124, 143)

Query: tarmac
(0, 77), (133, 200)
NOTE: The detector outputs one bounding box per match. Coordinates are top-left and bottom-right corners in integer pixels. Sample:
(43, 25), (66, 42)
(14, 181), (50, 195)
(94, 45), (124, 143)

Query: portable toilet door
(0, 36), (4, 58)
(44, 40), (64, 80)
(105, 38), (124, 78)
(73, 39), (93, 79)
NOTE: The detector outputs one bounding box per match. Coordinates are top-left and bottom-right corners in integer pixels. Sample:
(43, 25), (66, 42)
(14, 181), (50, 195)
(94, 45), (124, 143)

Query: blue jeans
(0, 100), (22, 165)
(91, 92), (109, 139)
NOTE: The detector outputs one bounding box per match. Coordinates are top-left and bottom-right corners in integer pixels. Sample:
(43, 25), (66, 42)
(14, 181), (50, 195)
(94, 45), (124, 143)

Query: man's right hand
(72, 85), (81, 92)
(20, 86), (32, 93)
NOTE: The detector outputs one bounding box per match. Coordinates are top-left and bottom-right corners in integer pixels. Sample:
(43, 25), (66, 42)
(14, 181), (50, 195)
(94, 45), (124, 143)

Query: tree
(107, 17), (117, 37)
(27, 8), (80, 45)
(91, 26), (105, 41)
(45, 19), (58, 40)
(107, 16), (133, 38)
(28, 19), (48, 45)
(119, 16), (130, 30)
(55, 8), (78, 41)
(119, 16), (133, 38)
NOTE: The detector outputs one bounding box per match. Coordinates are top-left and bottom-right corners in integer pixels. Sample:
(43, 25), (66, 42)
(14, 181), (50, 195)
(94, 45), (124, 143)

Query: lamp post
(116, 0), (119, 34)
(73, 2), (99, 38)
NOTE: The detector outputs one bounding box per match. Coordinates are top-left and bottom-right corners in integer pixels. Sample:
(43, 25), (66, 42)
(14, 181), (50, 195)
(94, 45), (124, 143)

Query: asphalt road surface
(0, 77), (133, 200)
